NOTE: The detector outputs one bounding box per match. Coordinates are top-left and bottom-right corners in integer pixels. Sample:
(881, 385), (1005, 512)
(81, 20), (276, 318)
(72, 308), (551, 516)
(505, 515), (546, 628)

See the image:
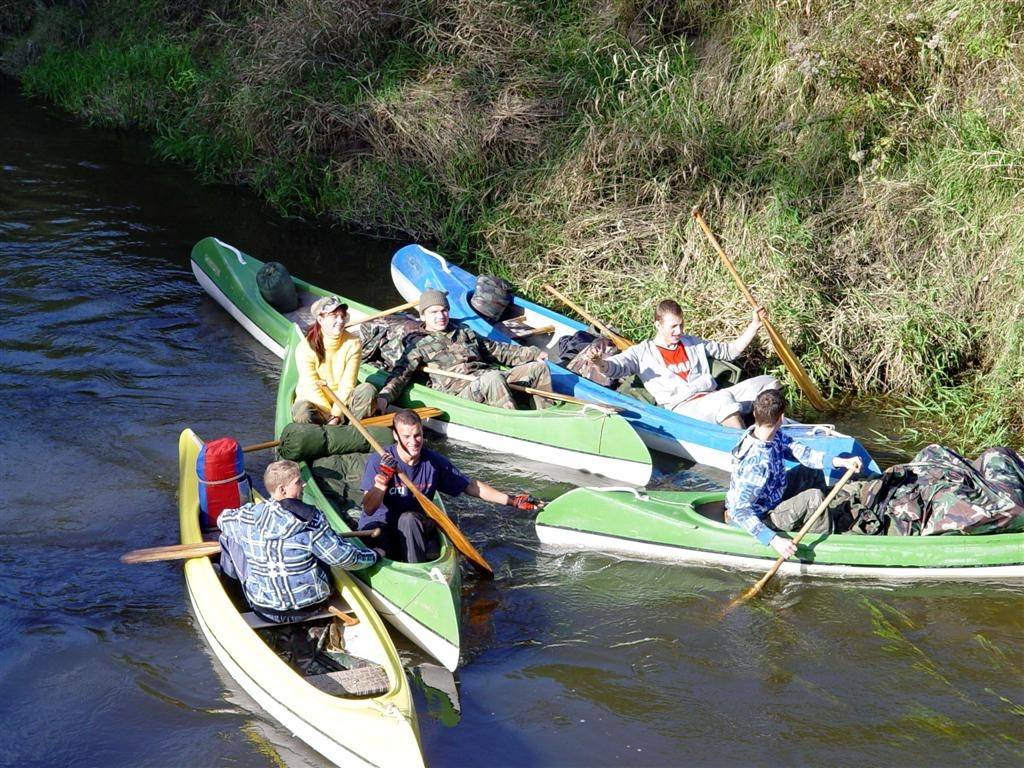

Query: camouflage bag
(469, 275), (513, 322)
(848, 444), (1024, 535)
(919, 445), (1024, 535)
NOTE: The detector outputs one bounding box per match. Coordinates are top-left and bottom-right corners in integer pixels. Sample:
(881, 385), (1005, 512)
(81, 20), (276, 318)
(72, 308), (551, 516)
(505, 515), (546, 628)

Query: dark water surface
(2, 82), (1021, 768)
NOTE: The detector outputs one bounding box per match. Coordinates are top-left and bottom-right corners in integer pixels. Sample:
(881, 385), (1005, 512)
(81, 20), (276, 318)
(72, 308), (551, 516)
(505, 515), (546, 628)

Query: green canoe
(275, 326), (463, 670)
(191, 236), (652, 485)
(536, 488), (1024, 580)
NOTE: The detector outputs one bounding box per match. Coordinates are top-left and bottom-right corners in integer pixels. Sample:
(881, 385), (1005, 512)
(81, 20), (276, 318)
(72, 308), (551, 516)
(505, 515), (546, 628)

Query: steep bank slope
(4, 0), (1021, 450)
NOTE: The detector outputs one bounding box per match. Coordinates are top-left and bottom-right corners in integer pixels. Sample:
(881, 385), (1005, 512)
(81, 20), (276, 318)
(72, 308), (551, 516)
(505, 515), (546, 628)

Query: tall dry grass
(7, 0), (1023, 450)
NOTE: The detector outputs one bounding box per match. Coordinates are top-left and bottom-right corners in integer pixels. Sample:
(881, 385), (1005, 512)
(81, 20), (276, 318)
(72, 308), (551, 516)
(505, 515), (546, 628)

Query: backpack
(849, 445), (1024, 535)
(196, 437), (252, 529)
(256, 261), (299, 312)
(469, 275), (514, 322)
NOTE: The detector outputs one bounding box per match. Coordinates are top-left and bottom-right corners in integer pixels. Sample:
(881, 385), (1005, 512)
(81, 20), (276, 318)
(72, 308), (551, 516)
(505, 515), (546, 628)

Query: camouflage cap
(418, 289), (449, 312)
(311, 295), (348, 316)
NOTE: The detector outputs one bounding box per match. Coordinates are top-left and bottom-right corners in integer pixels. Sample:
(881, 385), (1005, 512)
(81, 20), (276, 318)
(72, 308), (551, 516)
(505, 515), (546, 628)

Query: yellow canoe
(178, 428), (425, 768)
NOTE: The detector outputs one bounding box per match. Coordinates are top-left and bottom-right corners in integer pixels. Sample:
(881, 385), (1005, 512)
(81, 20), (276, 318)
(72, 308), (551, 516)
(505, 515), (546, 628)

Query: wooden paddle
(122, 529), (381, 564)
(420, 366), (622, 413)
(317, 382), (494, 578)
(722, 462), (860, 614)
(691, 208), (830, 411)
(542, 284), (634, 352)
(241, 407), (444, 453)
(510, 324), (556, 339)
(345, 300), (417, 329)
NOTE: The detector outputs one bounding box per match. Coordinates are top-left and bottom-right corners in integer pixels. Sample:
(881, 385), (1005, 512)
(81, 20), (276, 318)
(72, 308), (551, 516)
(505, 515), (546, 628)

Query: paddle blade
(720, 560), (782, 616)
(692, 208), (830, 412)
(762, 320), (830, 411)
(405, 478), (494, 578)
(121, 541), (221, 564)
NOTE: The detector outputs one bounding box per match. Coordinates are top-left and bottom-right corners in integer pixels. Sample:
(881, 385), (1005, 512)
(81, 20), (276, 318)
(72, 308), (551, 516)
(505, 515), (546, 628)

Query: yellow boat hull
(178, 429), (425, 768)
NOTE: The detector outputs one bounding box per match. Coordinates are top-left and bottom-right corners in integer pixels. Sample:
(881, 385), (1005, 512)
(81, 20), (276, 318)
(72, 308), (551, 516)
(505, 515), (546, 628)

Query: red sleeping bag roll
(196, 437), (251, 529)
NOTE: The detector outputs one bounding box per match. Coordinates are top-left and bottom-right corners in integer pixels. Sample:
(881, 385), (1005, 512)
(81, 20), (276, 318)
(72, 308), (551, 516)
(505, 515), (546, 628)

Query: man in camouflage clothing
(847, 444), (1024, 535)
(375, 289), (553, 411)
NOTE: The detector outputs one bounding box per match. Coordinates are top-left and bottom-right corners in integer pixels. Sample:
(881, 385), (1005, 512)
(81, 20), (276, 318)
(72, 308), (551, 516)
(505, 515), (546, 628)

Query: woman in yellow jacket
(291, 296), (378, 424)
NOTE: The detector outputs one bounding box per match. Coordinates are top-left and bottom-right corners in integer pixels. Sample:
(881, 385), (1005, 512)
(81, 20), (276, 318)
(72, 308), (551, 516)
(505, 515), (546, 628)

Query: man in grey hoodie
(588, 299), (777, 428)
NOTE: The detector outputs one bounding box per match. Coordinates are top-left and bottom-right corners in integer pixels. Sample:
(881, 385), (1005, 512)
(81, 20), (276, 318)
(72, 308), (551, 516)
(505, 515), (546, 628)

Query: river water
(1, 81), (1021, 768)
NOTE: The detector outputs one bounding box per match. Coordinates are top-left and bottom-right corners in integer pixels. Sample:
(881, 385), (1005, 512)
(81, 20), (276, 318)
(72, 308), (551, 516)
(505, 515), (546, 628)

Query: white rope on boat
(583, 486), (649, 500)
(807, 424), (837, 435)
(373, 701), (412, 723)
(213, 236), (246, 265)
(196, 470), (247, 485)
(579, 403), (616, 417)
(419, 246), (452, 274)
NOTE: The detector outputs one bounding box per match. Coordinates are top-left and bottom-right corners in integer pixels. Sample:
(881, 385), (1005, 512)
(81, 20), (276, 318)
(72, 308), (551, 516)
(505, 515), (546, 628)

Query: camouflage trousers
(458, 361), (553, 410)
(291, 382), (378, 424)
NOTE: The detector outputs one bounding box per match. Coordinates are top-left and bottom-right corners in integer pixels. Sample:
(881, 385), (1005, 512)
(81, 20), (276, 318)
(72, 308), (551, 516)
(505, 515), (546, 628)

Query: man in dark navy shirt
(359, 409), (543, 562)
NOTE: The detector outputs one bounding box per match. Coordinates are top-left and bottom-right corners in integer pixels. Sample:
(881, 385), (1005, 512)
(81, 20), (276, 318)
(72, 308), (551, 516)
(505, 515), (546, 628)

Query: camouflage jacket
(848, 444), (1024, 535)
(359, 313), (426, 370)
(379, 319), (541, 403)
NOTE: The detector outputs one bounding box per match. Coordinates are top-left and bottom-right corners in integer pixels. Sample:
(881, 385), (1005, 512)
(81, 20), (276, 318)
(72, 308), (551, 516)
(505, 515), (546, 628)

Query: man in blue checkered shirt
(727, 390), (862, 558)
(218, 459), (377, 624)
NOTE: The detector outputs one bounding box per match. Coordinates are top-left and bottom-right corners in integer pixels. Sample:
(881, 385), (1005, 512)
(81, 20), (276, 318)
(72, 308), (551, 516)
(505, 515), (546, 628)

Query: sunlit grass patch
(22, 39), (194, 125)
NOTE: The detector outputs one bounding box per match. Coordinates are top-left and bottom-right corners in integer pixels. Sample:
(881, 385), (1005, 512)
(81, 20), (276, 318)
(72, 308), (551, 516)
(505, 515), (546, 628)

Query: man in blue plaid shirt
(727, 390), (862, 558)
(218, 459), (377, 624)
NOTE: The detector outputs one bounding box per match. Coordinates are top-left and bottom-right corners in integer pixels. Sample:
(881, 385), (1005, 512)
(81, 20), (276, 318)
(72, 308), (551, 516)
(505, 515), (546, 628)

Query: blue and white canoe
(391, 245), (881, 480)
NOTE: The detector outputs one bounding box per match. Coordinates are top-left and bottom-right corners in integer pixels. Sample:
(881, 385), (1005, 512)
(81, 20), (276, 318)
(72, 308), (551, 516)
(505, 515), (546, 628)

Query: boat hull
(178, 429), (425, 767)
(536, 487), (1024, 580)
(390, 244), (882, 481)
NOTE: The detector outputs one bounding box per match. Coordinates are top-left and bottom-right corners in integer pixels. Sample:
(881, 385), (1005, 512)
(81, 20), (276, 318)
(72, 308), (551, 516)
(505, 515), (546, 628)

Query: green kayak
(191, 236), (652, 485)
(274, 327), (463, 671)
(536, 488), (1024, 580)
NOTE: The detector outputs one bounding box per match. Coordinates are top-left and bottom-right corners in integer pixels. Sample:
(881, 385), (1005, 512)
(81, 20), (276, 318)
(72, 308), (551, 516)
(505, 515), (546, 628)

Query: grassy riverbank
(4, 1), (1021, 451)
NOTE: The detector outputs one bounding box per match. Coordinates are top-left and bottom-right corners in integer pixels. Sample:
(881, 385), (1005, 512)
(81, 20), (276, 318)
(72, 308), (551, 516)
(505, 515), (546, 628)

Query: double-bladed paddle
(317, 382), (495, 578)
(691, 208), (830, 411)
